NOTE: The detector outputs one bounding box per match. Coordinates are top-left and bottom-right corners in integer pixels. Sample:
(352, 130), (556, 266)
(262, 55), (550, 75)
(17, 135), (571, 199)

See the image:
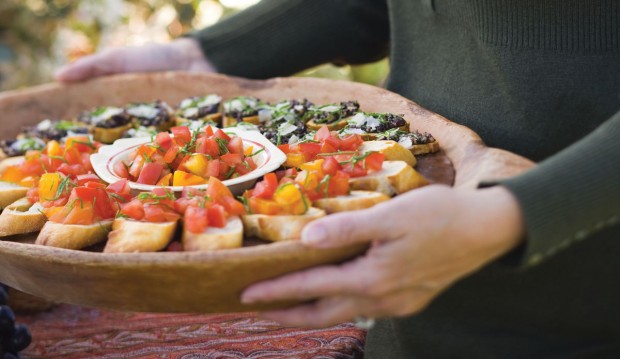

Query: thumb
(301, 205), (395, 248)
(54, 50), (121, 82)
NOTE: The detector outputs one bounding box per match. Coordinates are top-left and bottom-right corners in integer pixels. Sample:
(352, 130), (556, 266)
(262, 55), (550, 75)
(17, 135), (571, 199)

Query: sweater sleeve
(498, 111), (620, 267)
(185, 0), (390, 79)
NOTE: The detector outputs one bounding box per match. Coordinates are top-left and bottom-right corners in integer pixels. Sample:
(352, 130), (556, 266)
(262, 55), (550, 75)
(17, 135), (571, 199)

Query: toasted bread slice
(358, 140), (417, 167)
(104, 218), (177, 253)
(222, 115), (260, 128)
(242, 207), (325, 242)
(349, 161), (429, 196)
(408, 141), (441, 155)
(306, 118), (349, 131)
(360, 124), (409, 141)
(92, 123), (133, 144)
(36, 220), (113, 249)
(0, 198), (46, 237)
(313, 191), (390, 214)
(182, 216), (243, 251)
(0, 181), (29, 210)
(175, 113), (223, 127)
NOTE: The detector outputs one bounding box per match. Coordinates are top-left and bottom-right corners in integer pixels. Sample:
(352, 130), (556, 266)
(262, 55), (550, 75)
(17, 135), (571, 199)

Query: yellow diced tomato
(38, 173), (63, 201)
(156, 173), (173, 186)
(299, 159), (324, 175)
(0, 166), (25, 184)
(45, 140), (62, 157)
(244, 145), (254, 157)
(173, 170), (206, 186)
(284, 152), (306, 168)
(18, 176), (39, 188)
(273, 183), (308, 215)
(184, 154), (209, 177)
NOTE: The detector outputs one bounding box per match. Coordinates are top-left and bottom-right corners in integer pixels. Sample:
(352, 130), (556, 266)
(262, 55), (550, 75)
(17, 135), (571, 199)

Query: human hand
(241, 185), (525, 328)
(54, 38), (216, 82)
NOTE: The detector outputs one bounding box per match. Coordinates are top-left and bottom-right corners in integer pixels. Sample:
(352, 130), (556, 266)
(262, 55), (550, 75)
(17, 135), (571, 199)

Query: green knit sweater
(189, 1), (620, 357)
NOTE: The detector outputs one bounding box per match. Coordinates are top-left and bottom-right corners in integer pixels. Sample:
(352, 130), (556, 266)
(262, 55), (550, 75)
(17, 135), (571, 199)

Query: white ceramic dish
(90, 127), (286, 194)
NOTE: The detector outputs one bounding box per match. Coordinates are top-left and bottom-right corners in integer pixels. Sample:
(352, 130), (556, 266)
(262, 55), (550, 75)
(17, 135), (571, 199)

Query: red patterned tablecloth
(16, 305), (366, 358)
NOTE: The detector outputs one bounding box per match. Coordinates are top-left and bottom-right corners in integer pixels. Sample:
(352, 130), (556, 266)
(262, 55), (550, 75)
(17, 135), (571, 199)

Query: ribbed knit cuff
(492, 111), (620, 267)
(184, 0), (389, 79)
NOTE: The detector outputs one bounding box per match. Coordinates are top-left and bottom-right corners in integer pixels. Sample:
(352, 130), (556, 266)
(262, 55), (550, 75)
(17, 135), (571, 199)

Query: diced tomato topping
(155, 132), (173, 151)
(185, 206), (209, 233)
(252, 173), (278, 199)
(204, 125), (215, 137)
(121, 199), (145, 221)
(322, 156), (341, 176)
(363, 152), (385, 172)
(277, 144), (290, 154)
(137, 162), (164, 185)
(213, 129), (231, 142)
(76, 174), (101, 186)
(220, 153), (244, 166)
(113, 161), (129, 178)
(171, 126), (192, 146)
(339, 134), (364, 151)
(341, 162), (367, 177)
(227, 137), (244, 154)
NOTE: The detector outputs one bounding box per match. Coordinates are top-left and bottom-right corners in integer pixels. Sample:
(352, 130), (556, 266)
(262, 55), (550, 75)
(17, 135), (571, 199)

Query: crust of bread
(182, 216), (243, 251)
(104, 218), (177, 253)
(313, 191), (390, 214)
(358, 140), (417, 167)
(92, 123), (134, 144)
(0, 182), (29, 210)
(349, 161), (429, 196)
(222, 115), (260, 128)
(35, 220), (113, 249)
(242, 207), (325, 242)
(0, 198), (46, 237)
(306, 118), (349, 131)
(409, 140), (441, 155)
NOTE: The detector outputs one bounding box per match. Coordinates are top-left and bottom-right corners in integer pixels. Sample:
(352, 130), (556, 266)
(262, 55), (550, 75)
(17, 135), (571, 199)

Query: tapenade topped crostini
(341, 112), (409, 140)
(175, 94), (223, 126)
(222, 96), (267, 127)
(23, 119), (90, 142)
(78, 106), (133, 144)
(375, 128), (440, 155)
(0, 137), (46, 158)
(305, 100), (360, 131)
(126, 100), (175, 132)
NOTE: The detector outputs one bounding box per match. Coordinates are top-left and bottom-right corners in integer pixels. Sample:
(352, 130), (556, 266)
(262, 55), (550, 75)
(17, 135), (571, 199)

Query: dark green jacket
(190, 1), (620, 357)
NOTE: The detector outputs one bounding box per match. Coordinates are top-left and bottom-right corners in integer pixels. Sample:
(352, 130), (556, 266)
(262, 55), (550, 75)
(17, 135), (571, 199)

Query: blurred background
(0, 0), (389, 92)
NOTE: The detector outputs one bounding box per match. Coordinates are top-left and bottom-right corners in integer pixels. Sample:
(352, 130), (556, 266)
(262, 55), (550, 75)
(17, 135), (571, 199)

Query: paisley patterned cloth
(16, 305), (366, 358)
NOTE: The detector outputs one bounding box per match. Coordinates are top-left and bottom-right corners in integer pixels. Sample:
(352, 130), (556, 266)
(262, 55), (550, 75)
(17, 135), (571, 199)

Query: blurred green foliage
(0, 0), (389, 91)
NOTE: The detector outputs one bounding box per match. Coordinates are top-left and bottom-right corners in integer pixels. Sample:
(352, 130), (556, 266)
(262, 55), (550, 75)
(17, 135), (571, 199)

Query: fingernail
(301, 225), (327, 246)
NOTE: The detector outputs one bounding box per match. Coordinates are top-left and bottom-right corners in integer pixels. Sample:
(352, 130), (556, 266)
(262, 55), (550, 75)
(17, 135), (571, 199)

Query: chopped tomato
(76, 174), (101, 186)
(113, 161), (129, 178)
(1, 166), (25, 184)
(227, 137), (244, 154)
(171, 126), (192, 146)
(220, 196), (246, 216)
(106, 179), (132, 202)
(277, 144), (290, 154)
(26, 186), (39, 204)
(203, 138), (220, 158)
(173, 170), (206, 186)
(143, 204), (180, 223)
(221, 153), (244, 166)
(163, 144), (180, 163)
(341, 162), (367, 177)
(137, 162), (164, 185)
(207, 204), (227, 228)
(185, 206), (208, 233)
(314, 126), (332, 142)
(298, 142), (321, 158)
(128, 155), (145, 179)
(326, 171), (350, 197)
(156, 173), (172, 186)
(248, 197), (282, 215)
(204, 125), (215, 137)
(339, 134), (364, 151)
(54, 200), (95, 225)
(213, 129), (231, 142)
(363, 152), (385, 172)
(56, 163), (87, 177)
(321, 156), (341, 176)
(121, 199), (145, 221)
(155, 132), (173, 151)
(184, 154), (209, 177)
(38, 173), (65, 202)
(284, 152), (306, 168)
(206, 159), (220, 178)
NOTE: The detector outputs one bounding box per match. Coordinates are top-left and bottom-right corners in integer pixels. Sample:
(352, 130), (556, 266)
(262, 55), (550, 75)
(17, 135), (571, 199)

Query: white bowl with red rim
(90, 127), (286, 194)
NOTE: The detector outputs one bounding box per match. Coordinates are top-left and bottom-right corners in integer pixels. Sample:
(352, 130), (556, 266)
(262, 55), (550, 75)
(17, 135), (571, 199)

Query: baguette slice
(175, 113), (223, 127)
(92, 123), (133, 144)
(358, 140), (417, 167)
(0, 181), (29, 210)
(0, 198), (46, 237)
(104, 218), (177, 253)
(408, 140), (440, 156)
(242, 207), (326, 242)
(306, 118), (349, 131)
(36, 220), (113, 249)
(313, 191), (390, 214)
(182, 216), (243, 251)
(222, 115), (260, 128)
(349, 160), (429, 196)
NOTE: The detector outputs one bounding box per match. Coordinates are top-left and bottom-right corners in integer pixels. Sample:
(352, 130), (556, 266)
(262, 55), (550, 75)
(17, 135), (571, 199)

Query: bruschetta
(358, 140), (417, 167)
(342, 112), (409, 140)
(78, 106), (133, 144)
(313, 190), (390, 214)
(305, 101), (359, 131)
(222, 96), (265, 127)
(104, 187), (180, 253)
(0, 181), (29, 210)
(175, 94), (223, 126)
(376, 129), (440, 155)
(183, 216), (243, 251)
(349, 160), (429, 196)
(125, 100), (176, 132)
(0, 198), (46, 237)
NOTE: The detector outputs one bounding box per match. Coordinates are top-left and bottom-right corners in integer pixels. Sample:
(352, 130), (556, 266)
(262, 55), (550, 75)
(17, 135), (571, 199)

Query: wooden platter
(0, 72), (533, 313)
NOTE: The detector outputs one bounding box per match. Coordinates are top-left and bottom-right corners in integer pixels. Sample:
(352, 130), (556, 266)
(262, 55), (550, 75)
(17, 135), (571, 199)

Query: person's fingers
(260, 287), (439, 328)
(54, 49), (124, 82)
(301, 203), (403, 248)
(242, 250), (402, 303)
